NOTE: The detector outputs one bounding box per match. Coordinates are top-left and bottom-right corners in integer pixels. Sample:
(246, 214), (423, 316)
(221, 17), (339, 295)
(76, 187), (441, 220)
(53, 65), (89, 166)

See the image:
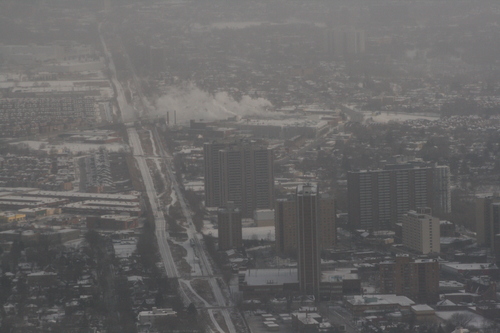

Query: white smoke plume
(154, 83), (274, 124)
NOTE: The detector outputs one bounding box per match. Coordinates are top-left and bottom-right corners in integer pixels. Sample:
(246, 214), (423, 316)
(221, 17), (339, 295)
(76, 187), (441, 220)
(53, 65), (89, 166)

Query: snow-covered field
(362, 111), (439, 123)
(113, 239), (137, 258)
(202, 221), (275, 241)
(13, 141), (129, 153)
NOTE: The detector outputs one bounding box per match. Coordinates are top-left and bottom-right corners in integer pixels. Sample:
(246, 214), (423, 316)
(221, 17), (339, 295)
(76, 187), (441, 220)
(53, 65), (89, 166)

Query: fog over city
(1, 0), (500, 333)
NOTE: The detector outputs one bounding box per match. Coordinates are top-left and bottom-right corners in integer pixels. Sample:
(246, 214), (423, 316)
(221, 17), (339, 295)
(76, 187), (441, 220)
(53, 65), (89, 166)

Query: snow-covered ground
(149, 130), (158, 156)
(13, 141), (129, 153)
(362, 111), (439, 123)
(202, 220), (275, 241)
(113, 239), (137, 258)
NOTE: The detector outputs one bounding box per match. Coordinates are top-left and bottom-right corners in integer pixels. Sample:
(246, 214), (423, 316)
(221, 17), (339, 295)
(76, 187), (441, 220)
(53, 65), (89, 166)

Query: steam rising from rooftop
(154, 83), (273, 124)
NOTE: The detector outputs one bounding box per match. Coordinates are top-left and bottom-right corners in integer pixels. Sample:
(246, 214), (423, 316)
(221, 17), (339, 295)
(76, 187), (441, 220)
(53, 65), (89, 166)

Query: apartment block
(297, 184), (321, 297)
(476, 195), (500, 249)
(380, 255), (439, 304)
(347, 163), (450, 230)
(402, 208), (440, 254)
(217, 203), (242, 251)
(275, 194), (336, 256)
(204, 141), (274, 218)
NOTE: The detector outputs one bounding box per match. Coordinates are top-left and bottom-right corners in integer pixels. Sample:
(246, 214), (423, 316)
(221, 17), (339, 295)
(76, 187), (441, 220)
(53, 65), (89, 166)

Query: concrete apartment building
(275, 194), (336, 256)
(204, 141), (274, 218)
(217, 203), (242, 251)
(347, 163), (450, 230)
(297, 184), (321, 298)
(203, 141), (229, 208)
(476, 195), (500, 250)
(402, 208), (440, 254)
(379, 255), (439, 304)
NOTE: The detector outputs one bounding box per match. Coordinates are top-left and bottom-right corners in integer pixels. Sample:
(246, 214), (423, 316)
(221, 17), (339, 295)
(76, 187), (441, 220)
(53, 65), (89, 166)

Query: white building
(137, 307), (176, 325)
(402, 208), (440, 254)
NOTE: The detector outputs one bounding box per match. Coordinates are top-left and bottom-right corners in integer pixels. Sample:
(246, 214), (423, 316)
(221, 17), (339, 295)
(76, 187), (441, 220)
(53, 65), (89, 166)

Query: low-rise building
(344, 294), (415, 317)
(441, 263), (500, 278)
(137, 307), (177, 325)
(0, 212), (26, 224)
(254, 209), (274, 227)
(86, 215), (138, 230)
(27, 271), (58, 287)
(320, 268), (361, 301)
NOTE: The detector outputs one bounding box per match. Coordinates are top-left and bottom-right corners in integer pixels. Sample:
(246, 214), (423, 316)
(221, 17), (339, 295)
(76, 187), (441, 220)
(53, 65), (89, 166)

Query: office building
(380, 255), (439, 304)
(217, 203), (242, 251)
(204, 141), (274, 218)
(476, 195), (500, 249)
(347, 163), (450, 230)
(275, 194), (336, 256)
(297, 184), (321, 297)
(402, 208), (440, 254)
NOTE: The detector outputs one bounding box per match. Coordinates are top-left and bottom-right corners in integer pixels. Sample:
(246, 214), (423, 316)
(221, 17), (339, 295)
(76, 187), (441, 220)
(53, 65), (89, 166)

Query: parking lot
(244, 311), (293, 333)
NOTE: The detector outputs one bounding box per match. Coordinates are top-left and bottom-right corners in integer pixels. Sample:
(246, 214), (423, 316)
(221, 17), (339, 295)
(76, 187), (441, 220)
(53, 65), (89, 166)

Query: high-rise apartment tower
(217, 203), (242, 251)
(204, 141), (274, 218)
(275, 194), (336, 256)
(297, 184), (321, 297)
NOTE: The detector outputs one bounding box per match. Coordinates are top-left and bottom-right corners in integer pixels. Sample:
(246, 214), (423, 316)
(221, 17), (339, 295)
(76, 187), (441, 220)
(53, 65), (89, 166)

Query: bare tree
(449, 312), (475, 329)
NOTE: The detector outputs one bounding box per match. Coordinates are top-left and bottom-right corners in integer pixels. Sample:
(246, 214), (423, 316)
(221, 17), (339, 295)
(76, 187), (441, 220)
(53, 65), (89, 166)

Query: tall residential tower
(204, 141), (274, 218)
(217, 203), (242, 251)
(275, 194), (336, 256)
(297, 184), (321, 297)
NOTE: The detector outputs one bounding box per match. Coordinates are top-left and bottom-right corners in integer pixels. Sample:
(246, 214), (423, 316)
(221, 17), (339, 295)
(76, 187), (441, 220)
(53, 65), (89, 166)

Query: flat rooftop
(244, 268), (298, 286)
(346, 294), (415, 307)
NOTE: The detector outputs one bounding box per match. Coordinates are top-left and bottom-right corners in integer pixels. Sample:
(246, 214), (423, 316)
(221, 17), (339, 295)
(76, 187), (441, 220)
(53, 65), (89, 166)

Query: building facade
(476, 195), (500, 249)
(402, 208), (440, 254)
(203, 141), (230, 208)
(380, 255), (439, 304)
(297, 184), (321, 297)
(493, 203), (500, 254)
(275, 195), (336, 256)
(217, 203), (242, 251)
(347, 163), (450, 230)
(204, 141), (274, 218)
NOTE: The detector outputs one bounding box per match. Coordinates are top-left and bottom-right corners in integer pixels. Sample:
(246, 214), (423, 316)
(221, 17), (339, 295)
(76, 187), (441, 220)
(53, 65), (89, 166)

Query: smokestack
(174, 110), (177, 125)
(166, 112), (169, 125)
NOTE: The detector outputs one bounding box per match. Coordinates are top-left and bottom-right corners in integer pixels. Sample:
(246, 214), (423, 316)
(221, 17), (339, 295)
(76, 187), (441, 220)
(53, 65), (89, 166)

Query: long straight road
(127, 126), (239, 332)
(100, 22), (241, 332)
(152, 127), (239, 333)
(98, 23), (137, 123)
(127, 128), (178, 278)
